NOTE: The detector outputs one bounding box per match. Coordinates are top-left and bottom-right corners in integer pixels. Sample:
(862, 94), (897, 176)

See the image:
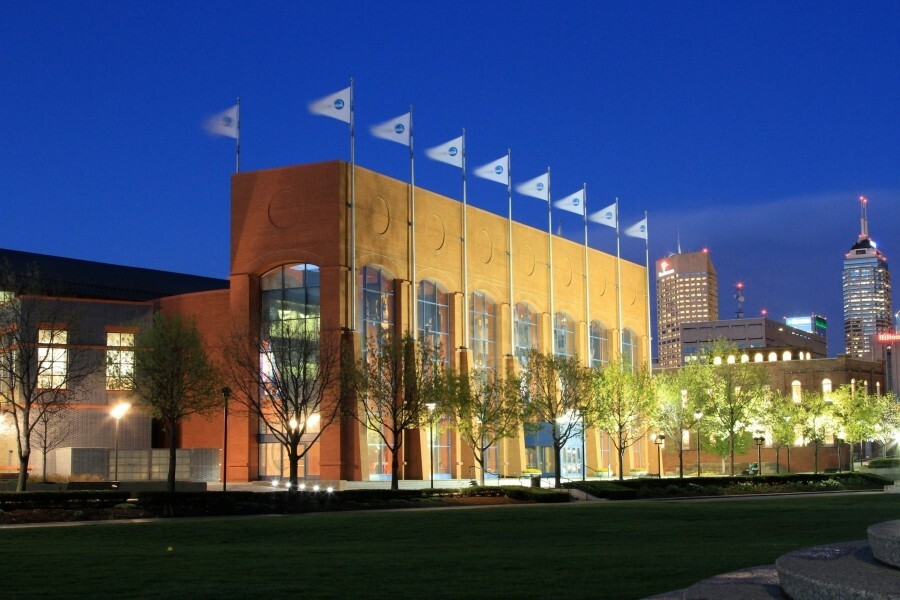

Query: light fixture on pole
(111, 402), (131, 482)
(425, 403), (436, 488)
(654, 434), (665, 479)
(694, 411), (703, 477)
(754, 435), (765, 475)
(221, 386), (230, 493)
(836, 437), (843, 473)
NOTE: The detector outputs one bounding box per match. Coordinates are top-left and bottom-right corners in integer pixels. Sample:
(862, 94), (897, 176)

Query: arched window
(418, 280), (449, 364)
(754, 352), (764, 363)
(622, 329), (638, 371)
(553, 312), (575, 358)
(822, 378), (832, 401)
(791, 380), (802, 402)
(261, 263), (321, 336)
(782, 350), (792, 361)
(514, 302), (539, 366)
(469, 291), (497, 370)
(589, 320), (609, 369)
(359, 265), (394, 351)
(768, 351), (778, 362)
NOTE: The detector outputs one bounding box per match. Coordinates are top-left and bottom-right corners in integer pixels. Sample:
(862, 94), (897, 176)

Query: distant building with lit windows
(843, 196), (893, 358)
(785, 314), (828, 346)
(680, 317), (827, 362)
(656, 250), (718, 368)
(869, 331), (900, 396)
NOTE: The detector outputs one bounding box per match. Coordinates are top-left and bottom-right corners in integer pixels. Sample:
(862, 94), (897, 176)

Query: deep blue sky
(4, 2), (900, 356)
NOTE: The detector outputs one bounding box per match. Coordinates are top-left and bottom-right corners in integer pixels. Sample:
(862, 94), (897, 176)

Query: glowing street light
(654, 434), (665, 479)
(111, 402), (131, 481)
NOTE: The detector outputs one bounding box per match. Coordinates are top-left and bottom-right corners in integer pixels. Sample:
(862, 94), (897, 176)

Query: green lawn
(5, 494), (899, 599)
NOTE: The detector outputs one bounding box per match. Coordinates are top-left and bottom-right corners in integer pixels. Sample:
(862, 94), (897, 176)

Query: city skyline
(4, 3), (900, 356)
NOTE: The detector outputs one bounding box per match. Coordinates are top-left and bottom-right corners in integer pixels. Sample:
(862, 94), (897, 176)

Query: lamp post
(654, 434), (665, 479)
(581, 411), (586, 482)
(694, 411), (703, 477)
(836, 437), (843, 473)
(754, 436), (764, 475)
(221, 387), (230, 492)
(111, 402), (131, 481)
(426, 402), (436, 488)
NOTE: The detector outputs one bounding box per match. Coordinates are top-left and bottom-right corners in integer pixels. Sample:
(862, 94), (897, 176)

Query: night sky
(4, 2), (900, 356)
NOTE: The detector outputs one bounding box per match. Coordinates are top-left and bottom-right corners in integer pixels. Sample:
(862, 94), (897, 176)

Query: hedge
(0, 490), (130, 510)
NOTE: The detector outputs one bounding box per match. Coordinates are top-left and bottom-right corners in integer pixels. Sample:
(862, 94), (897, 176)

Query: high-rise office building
(785, 314), (828, 339)
(656, 250), (718, 367)
(843, 196), (893, 358)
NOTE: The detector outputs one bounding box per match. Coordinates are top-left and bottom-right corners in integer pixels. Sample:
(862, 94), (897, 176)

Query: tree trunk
(553, 442), (562, 489)
(390, 437), (400, 491)
(288, 441), (300, 493)
(678, 447), (684, 479)
(775, 448), (780, 474)
(729, 432), (735, 476)
(617, 430), (626, 481)
(16, 449), (30, 492)
(167, 421), (177, 494)
(814, 444), (819, 474)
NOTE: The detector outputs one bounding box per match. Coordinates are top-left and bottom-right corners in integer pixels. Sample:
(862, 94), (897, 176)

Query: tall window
(514, 302), (539, 366)
(791, 380), (802, 402)
(261, 263), (321, 336)
(359, 265), (394, 351)
(622, 329), (638, 372)
(38, 329), (67, 389)
(106, 332), (134, 390)
(418, 280), (449, 363)
(469, 291), (496, 370)
(590, 320), (609, 368)
(553, 312), (575, 358)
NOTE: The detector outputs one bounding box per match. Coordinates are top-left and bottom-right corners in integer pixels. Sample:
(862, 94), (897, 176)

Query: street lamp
(836, 437), (843, 473)
(694, 411), (703, 477)
(654, 434), (665, 479)
(221, 387), (230, 492)
(754, 435), (765, 475)
(111, 402), (131, 481)
(425, 403), (436, 488)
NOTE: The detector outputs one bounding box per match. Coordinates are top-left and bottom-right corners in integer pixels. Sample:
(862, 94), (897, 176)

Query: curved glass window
(553, 312), (575, 358)
(589, 321), (609, 369)
(469, 291), (497, 370)
(622, 329), (638, 372)
(358, 265), (394, 351)
(261, 264), (321, 336)
(418, 280), (450, 364)
(514, 302), (539, 366)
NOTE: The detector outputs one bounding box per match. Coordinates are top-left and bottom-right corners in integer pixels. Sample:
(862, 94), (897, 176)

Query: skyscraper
(656, 250), (718, 368)
(843, 196), (893, 358)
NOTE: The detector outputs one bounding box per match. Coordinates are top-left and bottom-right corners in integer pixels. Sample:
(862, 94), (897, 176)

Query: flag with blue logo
(588, 203), (617, 228)
(473, 155), (509, 184)
(204, 105), (239, 139)
(425, 136), (463, 168)
(625, 217), (648, 239)
(370, 113), (411, 146)
(308, 86), (351, 123)
(516, 172), (550, 201)
(554, 189), (585, 215)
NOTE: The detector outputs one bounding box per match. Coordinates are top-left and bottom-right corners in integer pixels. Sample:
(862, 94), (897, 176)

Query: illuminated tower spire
(860, 195), (869, 239)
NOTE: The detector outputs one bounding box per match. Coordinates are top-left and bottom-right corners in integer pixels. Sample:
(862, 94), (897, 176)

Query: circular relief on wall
(559, 257), (573, 287)
(371, 196), (390, 235)
(267, 187), (302, 229)
(428, 213), (445, 251)
(519, 244), (536, 277)
(477, 230), (492, 264)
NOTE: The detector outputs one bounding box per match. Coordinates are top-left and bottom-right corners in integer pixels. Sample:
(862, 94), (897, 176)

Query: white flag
(554, 189), (585, 215)
(205, 105), (239, 139)
(370, 113), (410, 146)
(516, 172), (549, 201)
(625, 217), (648, 239)
(588, 203), (617, 228)
(308, 86), (351, 123)
(425, 136), (463, 168)
(474, 155), (509, 184)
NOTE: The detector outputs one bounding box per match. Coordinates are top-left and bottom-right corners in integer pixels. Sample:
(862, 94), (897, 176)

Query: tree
(794, 390), (834, 474)
(759, 389), (796, 474)
(870, 392), (900, 458)
(343, 334), (445, 490)
(521, 351), (593, 488)
(444, 369), (521, 485)
(223, 321), (340, 492)
(31, 405), (71, 483)
(592, 360), (657, 481)
(0, 264), (98, 491)
(131, 313), (221, 493)
(830, 383), (878, 469)
(654, 369), (701, 478)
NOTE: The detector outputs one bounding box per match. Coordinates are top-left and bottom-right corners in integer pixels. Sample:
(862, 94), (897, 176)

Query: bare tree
(445, 369), (522, 485)
(0, 264), (98, 491)
(522, 351), (594, 488)
(30, 404), (72, 482)
(343, 334), (445, 490)
(130, 313), (221, 493)
(222, 321), (340, 491)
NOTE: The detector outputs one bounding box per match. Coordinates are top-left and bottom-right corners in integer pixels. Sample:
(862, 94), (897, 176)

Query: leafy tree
(592, 360), (657, 481)
(444, 369), (522, 485)
(131, 313), (221, 493)
(794, 390), (835, 474)
(654, 369), (704, 478)
(870, 392), (900, 458)
(521, 351), (593, 488)
(223, 321), (341, 492)
(0, 264), (98, 491)
(830, 383), (878, 469)
(759, 389), (796, 474)
(343, 334), (445, 490)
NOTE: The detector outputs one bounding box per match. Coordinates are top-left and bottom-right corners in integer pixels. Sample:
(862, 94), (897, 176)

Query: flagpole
(547, 167), (554, 346)
(582, 183), (590, 364)
(235, 97), (241, 173)
(409, 105), (417, 336)
(349, 79), (357, 332)
(507, 149), (515, 357)
(615, 198), (623, 361)
(461, 129), (469, 349)
(643, 210), (652, 373)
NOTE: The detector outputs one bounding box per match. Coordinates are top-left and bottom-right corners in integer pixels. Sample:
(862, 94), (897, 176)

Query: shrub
(868, 458), (900, 469)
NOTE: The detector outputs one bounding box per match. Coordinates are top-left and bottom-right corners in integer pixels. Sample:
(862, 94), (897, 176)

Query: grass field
(4, 493), (899, 599)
